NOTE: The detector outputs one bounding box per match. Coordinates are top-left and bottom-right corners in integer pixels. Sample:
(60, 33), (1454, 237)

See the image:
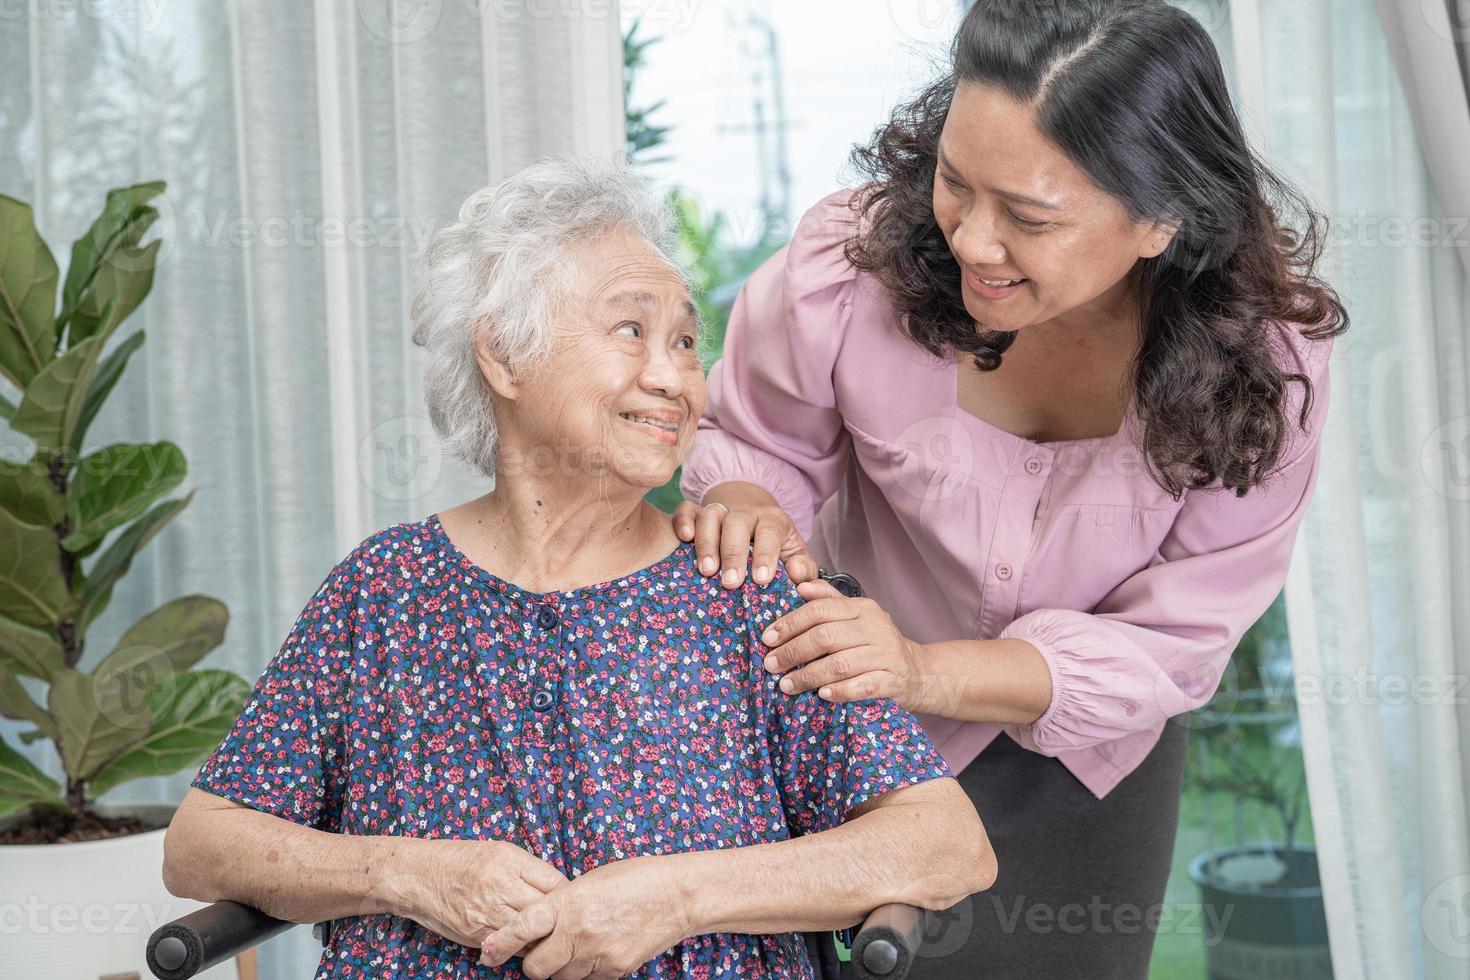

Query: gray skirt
(806, 721), (1190, 980)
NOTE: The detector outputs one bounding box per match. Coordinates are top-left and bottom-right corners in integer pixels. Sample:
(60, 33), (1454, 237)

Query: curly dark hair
(844, 0), (1348, 497)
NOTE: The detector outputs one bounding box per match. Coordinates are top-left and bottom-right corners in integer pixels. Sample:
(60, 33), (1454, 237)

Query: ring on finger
(706, 502), (730, 514)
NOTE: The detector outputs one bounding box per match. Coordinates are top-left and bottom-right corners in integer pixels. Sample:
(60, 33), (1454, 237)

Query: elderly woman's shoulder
(315, 516), (461, 601)
(645, 544), (806, 634)
(735, 557), (809, 625)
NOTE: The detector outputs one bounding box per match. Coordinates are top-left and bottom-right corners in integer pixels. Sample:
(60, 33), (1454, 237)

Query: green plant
(624, 18), (672, 168)
(0, 183), (248, 823)
(669, 188), (784, 363)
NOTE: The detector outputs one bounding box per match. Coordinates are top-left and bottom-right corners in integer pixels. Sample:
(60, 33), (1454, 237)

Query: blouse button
(531, 689), (556, 711)
(1024, 457), (1043, 476)
(535, 606), (559, 630)
(995, 563), (1013, 581)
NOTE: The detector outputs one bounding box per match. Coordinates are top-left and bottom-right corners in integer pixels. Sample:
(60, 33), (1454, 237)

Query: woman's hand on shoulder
(762, 578), (931, 712)
(672, 481), (819, 589)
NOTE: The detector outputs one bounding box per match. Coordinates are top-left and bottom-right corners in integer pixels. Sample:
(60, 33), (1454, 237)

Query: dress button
(1025, 457), (1043, 475)
(535, 606), (559, 630)
(995, 563), (1013, 581)
(531, 689), (556, 711)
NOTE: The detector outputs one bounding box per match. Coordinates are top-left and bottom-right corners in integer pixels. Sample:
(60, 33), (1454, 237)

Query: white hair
(410, 153), (688, 479)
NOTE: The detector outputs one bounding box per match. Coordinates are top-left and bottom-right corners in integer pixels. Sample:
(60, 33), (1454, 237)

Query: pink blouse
(680, 188), (1334, 800)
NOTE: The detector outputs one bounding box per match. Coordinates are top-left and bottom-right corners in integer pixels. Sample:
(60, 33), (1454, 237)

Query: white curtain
(0, 1), (622, 975)
(1215, 1), (1470, 978)
(1370, 0), (1470, 281)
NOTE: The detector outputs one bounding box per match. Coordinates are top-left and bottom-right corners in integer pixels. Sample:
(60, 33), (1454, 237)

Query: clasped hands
(478, 854), (687, 979)
(407, 838), (689, 979)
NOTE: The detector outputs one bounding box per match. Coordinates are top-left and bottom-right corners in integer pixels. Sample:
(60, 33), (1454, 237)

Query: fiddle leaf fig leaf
(10, 332), (107, 453)
(63, 442), (186, 553)
(67, 241), (159, 347)
(0, 453), (64, 527)
(92, 595), (228, 688)
(87, 668), (249, 798)
(0, 733), (62, 817)
(0, 662), (58, 741)
(0, 195), (59, 389)
(62, 183), (163, 303)
(47, 667), (153, 783)
(79, 490), (194, 634)
(0, 507), (67, 630)
(0, 612), (64, 682)
(61, 181), (165, 344)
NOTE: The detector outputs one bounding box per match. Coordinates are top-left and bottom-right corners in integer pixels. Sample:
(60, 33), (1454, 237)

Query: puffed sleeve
(680, 189), (862, 540)
(749, 564), (953, 836)
(1000, 326), (1336, 756)
(189, 546), (362, 830)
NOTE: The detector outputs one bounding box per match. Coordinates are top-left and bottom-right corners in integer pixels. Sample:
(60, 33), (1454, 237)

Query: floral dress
(190, 513), (952, 978)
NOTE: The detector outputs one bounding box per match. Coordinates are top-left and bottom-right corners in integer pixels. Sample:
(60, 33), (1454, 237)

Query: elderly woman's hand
(396, 838), (569, 952)
(477, 855), (689, 978)
(675, 480), (820, 589)
(761, 578), (931, 711)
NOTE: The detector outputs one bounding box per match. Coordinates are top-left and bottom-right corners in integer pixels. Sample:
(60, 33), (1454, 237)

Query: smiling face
(932, 82), (1173, 334)
(482, 226), (705, 494)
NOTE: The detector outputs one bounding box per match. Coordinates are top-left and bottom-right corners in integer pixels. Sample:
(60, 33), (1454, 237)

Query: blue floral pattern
(190, 513), (952, 978)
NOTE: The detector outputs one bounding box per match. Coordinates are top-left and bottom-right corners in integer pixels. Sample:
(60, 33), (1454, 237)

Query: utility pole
(717, 9), (795, 240)
(750, 13), (792, 231)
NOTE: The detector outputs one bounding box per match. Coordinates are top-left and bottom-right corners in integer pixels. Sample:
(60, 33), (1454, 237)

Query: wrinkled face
(490, 226), (705, 493)
(932, 82), (1172, 333)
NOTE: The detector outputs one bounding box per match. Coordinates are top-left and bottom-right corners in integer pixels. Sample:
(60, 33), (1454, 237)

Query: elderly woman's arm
(163, 787), (568, 950)
(671, 775), (991, 934)
(162, 788), (406, 923)
(479, 775), (991, 974)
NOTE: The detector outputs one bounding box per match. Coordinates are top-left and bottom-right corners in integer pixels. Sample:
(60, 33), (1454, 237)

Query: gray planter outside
(1188, 843), (1333, 980)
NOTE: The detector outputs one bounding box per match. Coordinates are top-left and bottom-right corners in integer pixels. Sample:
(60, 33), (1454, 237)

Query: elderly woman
(162, 155), (995, 979)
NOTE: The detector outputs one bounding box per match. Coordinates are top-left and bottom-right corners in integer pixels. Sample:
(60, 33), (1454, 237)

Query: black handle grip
(851, 903), (927, 980)
(145, 901), (297, 979)
(816, 568), (865, 598)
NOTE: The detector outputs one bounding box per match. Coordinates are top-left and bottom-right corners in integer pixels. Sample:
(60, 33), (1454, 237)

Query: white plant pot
(0, 802), (236, 980)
